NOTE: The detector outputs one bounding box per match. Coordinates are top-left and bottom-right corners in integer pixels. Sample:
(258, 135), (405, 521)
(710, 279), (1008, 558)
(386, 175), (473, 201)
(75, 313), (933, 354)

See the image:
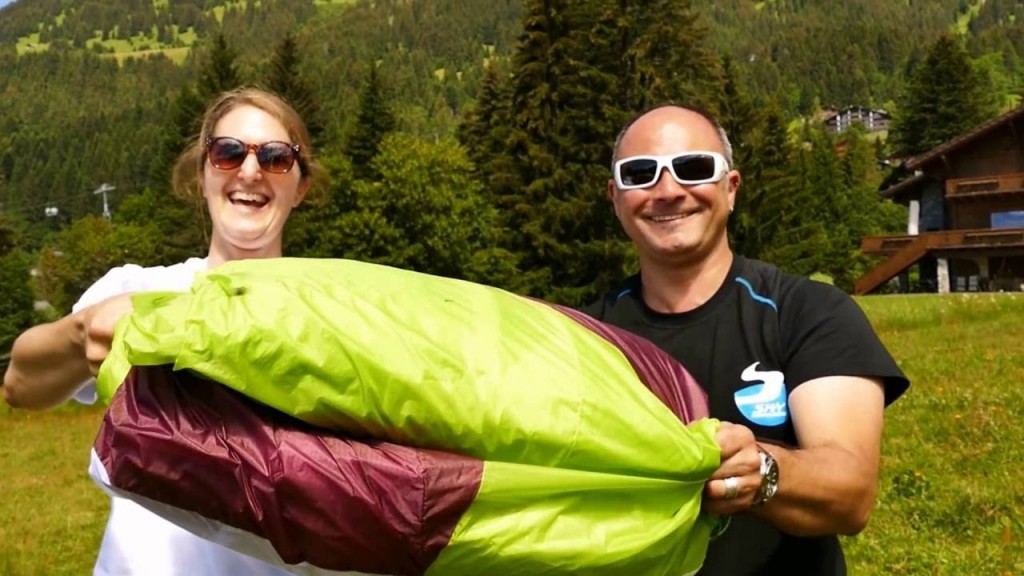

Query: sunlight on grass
(0, 402), (108, 575)
(13, 0), (349, 59)
(953, 0), (985, 35)
(104, 46), (190, 65)
(843, 293), (1024, 574)
(15, 33), (48, 55)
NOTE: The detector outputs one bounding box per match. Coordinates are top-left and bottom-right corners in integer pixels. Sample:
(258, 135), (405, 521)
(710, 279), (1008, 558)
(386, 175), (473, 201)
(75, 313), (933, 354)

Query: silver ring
(723, 476), (739, 499)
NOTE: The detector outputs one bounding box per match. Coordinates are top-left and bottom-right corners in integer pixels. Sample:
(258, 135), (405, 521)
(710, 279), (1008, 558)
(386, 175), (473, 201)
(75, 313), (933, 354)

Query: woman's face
(202, 104), (309, 263)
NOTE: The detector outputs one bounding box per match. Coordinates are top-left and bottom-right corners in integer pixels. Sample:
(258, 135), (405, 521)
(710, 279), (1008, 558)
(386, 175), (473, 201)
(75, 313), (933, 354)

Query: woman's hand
(79, 293), (136, 375)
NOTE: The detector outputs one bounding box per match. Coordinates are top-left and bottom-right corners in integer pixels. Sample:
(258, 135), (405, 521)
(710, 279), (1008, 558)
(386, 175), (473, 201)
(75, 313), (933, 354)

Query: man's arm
(703, 375), (886, 536)
(3, 293), (134, 410)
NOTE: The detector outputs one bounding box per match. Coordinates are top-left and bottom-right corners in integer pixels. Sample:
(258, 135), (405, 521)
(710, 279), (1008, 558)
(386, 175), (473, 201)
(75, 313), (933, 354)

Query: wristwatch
(753, 445), (779, 507)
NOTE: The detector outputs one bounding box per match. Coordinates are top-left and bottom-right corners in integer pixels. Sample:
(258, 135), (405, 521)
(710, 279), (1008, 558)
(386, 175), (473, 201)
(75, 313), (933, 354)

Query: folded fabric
(92, 258), (722, 575)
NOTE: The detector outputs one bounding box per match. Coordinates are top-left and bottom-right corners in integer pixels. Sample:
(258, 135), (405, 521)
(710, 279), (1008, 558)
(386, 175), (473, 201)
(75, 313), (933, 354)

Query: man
(583, 104), (909, 575)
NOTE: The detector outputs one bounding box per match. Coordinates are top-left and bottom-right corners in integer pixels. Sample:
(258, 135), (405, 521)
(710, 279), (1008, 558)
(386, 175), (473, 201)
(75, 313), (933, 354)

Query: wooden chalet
(824, 106), (892, 134)
(855, 104), (1024, 295)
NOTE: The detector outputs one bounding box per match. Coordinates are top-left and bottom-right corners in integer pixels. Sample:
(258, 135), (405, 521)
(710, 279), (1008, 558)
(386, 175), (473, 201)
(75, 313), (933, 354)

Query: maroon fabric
(554, 305), (710, 423)
(94, 365), (483, 576)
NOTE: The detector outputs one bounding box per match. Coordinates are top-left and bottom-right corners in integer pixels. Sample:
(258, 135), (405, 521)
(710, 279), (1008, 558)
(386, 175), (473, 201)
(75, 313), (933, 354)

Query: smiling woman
(2, 87), (328, 576)
(171, 88), (328, 268)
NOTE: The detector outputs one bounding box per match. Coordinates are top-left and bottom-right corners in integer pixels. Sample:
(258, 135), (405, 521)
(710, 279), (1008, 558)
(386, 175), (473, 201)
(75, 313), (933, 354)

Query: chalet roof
(878, 103), (1024, 198)
(906, 103), (1024, 169)
(879, 171), (926, 199)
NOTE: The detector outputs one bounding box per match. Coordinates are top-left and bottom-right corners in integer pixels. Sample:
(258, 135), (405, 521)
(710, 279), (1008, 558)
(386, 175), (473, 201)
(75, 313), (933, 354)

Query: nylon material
(97, 292), (192, 403)
(210, 271), (589, 456)
(558, 306), (710, 423)
(419, 450), (486, 554)
(99, 367), (482, 575)
(111, 258), (714, 479)
(96, 258), (724, 573)
(90, 451), (376, 576)
(179, 275), (389, 432)
(430, 462), (715, 575)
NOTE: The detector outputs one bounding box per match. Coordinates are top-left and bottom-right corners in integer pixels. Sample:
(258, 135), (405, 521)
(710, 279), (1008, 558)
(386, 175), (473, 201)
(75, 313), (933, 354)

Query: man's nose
(649, 167), (685, 199)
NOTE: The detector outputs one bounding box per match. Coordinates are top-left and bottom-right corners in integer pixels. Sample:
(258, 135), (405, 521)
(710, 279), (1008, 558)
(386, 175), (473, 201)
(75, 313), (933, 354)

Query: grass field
(0, 404), (107, 576)
(842, 293), (1023, 575)
(1, 293), (1022, 574)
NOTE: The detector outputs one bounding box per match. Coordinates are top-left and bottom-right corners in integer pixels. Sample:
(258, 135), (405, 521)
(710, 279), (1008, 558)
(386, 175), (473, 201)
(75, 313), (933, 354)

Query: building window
(991, 210), (1024, 228)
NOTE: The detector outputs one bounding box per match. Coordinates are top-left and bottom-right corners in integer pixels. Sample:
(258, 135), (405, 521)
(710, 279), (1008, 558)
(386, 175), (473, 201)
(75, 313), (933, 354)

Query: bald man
(583, 104), (909, 575)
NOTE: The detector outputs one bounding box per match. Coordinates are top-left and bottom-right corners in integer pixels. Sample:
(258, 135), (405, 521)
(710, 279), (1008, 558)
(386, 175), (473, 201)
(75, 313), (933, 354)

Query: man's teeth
(649, 213), (688, 222)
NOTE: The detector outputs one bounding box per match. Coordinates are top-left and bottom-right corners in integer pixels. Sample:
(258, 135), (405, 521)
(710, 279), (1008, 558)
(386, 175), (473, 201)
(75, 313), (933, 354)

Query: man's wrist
(752, 444), (779, 507)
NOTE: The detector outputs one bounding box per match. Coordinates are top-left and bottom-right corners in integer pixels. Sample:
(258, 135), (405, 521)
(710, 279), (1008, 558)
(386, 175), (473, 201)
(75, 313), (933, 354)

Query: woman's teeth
(228, 192), (270, 207)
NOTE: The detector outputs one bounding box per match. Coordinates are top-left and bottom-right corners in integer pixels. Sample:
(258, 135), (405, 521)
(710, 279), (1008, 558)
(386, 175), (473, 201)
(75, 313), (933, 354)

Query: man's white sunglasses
(613, 151), (729, 191)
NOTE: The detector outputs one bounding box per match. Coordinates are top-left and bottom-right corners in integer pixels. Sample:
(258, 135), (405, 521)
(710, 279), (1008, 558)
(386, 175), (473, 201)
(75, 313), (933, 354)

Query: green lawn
(842, 292), (1023, 574)
(1, 293), (1021, 574)
(0, 404), (108, 576)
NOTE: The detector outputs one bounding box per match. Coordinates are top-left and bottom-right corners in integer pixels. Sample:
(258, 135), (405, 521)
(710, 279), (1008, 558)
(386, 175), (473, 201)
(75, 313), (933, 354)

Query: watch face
(756, 448), (779, 504)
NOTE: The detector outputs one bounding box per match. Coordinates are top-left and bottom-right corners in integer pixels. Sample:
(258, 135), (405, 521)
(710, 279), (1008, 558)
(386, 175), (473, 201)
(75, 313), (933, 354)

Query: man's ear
(727, 170), (741, 213)
(607, 179), (620, 218)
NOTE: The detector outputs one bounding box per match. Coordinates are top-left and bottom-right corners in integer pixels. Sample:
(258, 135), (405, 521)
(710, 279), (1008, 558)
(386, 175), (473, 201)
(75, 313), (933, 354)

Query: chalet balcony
(861, 228), (1024, 255)
(861, 234), (916, 255)
(946, 172), (1024, 199)
(855, 227), (1024, 294)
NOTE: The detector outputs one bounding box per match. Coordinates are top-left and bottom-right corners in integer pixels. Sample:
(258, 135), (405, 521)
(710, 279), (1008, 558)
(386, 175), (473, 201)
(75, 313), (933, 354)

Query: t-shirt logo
(734, 362), (789, 427)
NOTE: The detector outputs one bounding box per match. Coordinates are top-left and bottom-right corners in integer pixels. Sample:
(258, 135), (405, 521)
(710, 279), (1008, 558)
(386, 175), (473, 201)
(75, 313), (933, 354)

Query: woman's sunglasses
(614, 151), (729, 191)
(205, 136), (302, 174)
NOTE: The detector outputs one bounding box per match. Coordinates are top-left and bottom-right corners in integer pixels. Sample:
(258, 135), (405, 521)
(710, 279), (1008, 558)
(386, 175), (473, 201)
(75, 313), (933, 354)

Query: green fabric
(98, 257), (722, 572)
(430, 447), (718, 576)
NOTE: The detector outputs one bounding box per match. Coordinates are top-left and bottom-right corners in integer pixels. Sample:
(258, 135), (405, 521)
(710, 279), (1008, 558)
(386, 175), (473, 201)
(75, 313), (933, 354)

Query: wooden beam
(1011, 117), (1023, 155)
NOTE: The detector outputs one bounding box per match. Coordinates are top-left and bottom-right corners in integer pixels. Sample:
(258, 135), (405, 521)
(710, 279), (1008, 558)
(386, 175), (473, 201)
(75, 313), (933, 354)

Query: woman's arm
(3, 293), (134, 410)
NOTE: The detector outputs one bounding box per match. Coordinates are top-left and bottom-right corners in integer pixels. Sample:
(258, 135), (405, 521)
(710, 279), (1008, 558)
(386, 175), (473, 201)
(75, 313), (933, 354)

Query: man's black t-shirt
(582, 255), (909, 576)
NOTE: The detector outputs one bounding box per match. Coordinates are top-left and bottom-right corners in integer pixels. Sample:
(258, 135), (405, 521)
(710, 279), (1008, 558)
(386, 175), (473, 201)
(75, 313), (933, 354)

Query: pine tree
(197, 32), (242, 102)
(889, 34), (999, 158)
(347, 64), (396, 181)
(456, 63), (513, 186)
(461, 0), (723, 305)
(717, 57), (762, 256)
(733, 108), (825, 276)
(799, 125), (861, 284)
(266, 33), (325, 147)
(616, 0), (721, 110)
(502, 0), (610, 304)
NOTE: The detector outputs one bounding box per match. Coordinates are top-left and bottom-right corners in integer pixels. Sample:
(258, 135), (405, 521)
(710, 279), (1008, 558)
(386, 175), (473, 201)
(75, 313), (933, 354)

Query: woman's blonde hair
(171, 87), (328, 204)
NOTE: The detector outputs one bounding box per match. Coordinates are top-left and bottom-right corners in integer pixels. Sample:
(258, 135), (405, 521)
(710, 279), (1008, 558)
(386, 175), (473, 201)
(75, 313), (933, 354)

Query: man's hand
(703, 421), (762, 515)
(701, 377), (887, 536)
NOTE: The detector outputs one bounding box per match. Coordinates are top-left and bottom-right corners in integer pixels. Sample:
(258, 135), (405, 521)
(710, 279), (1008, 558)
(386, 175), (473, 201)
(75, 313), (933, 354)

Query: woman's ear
(294, 177), (311, 207)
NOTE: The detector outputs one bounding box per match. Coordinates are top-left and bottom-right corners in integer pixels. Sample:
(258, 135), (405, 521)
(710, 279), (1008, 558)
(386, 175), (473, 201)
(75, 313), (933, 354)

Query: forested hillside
(0, 0), (1022, 349)
(696, 0), (1024, 112)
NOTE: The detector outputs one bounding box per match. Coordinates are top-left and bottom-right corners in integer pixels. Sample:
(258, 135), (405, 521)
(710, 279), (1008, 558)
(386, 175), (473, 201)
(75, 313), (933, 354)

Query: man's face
(608, 107), (739, 267)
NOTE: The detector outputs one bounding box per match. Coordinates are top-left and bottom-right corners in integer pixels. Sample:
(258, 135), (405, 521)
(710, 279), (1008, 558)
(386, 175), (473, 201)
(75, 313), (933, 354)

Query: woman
(3, 87), (328, 575)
